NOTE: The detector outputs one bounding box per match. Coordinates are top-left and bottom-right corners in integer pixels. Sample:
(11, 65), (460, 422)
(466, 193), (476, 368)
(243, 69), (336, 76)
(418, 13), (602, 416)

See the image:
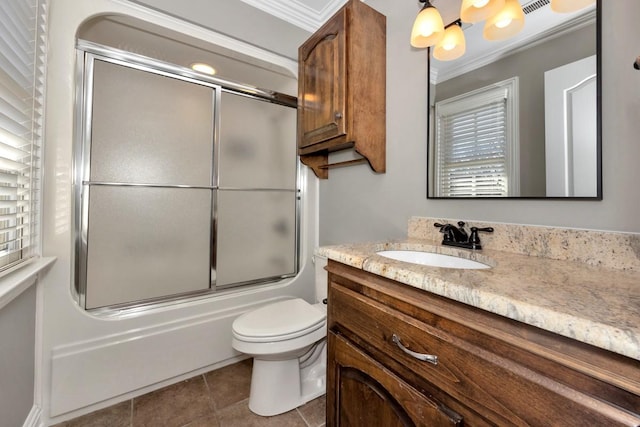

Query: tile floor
(52, 359), (326, 427)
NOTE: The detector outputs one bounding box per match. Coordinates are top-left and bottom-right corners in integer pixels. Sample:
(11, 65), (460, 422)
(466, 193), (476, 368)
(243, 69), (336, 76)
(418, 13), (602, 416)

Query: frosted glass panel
(90, 60), (214, 186)
(218, 92), (297, 189)
(216, 190), (296, 287)
(85, 186), (212, 309)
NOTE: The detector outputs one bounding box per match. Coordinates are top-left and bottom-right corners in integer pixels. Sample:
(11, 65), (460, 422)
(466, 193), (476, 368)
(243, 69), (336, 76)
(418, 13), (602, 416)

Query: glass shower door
(215, 91), (298, 288)
(82, 58), (215, 309)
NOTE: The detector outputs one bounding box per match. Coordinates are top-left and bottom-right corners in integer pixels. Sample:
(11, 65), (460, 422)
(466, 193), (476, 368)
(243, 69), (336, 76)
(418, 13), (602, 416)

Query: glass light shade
(190, 62), (216, 75)
(483, 0), (525, 41)
(460, 0), (505, 23)
(433, 24), (466, 61)
(410, 4), (445, 48)
(550, 0), (596, 13)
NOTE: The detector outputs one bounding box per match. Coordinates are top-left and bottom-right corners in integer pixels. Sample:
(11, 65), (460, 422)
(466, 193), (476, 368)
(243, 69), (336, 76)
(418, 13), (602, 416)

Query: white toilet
(231, 255), (328, 416)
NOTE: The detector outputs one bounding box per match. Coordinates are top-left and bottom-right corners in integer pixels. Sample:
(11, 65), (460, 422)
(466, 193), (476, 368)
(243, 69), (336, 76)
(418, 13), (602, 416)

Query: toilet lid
(233, 298), (326, 339)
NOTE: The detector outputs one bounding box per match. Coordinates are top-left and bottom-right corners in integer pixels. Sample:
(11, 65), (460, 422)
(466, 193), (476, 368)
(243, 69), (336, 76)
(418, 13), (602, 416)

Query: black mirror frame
(426, 0), (602, 200)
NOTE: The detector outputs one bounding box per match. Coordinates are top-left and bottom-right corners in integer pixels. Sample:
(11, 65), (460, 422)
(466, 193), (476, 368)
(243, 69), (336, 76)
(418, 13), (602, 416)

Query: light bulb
(495, 17), (512, 28)
(473, 0), (490, 8)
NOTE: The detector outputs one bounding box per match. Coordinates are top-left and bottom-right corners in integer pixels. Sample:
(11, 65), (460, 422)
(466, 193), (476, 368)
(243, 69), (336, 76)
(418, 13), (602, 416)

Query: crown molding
(239, 0), (348, 32)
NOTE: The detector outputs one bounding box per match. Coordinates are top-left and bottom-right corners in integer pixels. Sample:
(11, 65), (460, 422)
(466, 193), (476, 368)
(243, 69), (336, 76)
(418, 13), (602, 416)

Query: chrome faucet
(434, 221), (493, 250)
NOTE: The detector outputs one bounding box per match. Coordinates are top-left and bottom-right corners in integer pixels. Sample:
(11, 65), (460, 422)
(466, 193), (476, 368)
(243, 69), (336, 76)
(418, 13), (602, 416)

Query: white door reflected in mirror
(544, 55), (597, 197)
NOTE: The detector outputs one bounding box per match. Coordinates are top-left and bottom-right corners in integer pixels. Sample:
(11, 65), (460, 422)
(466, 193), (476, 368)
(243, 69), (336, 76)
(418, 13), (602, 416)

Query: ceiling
(238, 0), (349, 32)
(125, 0), (596, 81)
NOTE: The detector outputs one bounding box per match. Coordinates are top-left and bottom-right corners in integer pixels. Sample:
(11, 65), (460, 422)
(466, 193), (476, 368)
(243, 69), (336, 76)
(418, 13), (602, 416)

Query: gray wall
(435, 23), (596, 197)
(129, 0), (309, 60)
(0, 286), (36, 427)
(319, 1), (640, 245)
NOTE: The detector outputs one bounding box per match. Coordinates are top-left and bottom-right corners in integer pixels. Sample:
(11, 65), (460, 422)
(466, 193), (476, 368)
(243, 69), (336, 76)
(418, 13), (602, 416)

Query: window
(434, 77), (519, 197)
(0, 0), (47, 271)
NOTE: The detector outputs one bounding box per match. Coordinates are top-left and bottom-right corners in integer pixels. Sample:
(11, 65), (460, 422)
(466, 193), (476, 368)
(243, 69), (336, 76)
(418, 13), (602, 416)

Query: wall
(0, 285), (36, 427)
(40, 0), (316, 424)
(319, 0), (640, 245)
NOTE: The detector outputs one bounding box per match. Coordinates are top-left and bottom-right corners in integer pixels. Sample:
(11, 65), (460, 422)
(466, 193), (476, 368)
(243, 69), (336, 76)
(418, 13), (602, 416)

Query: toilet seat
(233, 298), (326, 343)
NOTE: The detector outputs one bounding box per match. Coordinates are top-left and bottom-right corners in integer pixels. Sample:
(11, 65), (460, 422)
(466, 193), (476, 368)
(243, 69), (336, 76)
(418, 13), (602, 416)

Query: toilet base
(248, 341), (326, 417)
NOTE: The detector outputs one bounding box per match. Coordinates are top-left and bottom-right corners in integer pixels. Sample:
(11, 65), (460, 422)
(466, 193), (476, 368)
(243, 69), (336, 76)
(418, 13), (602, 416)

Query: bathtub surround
(41, 0), (317, 424)
(51, 359), (326, 427)
(317, 216), (640, 360)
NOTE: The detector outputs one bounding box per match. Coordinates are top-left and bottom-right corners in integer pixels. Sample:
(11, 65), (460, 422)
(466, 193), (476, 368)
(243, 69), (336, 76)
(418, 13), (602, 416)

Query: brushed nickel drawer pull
(392, 334), (438, 365)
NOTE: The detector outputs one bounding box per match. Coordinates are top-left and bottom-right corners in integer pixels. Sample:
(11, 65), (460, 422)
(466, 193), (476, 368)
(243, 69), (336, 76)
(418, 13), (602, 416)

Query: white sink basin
(376, 250), (491, 270)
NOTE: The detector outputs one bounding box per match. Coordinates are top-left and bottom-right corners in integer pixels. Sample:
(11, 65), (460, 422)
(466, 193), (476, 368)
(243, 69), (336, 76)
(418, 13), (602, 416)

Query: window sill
(0, 257), (56, 311)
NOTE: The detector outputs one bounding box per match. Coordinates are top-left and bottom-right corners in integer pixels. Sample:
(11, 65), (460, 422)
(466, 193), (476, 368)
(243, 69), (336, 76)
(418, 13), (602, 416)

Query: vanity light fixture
(460, 0), (505, 23)
(410, 0), (445, 48)
(190, 62), (216, 75)
(433, 21), (466, 61)
(550, 0), (596, 13)
(483, 0), (525, 41)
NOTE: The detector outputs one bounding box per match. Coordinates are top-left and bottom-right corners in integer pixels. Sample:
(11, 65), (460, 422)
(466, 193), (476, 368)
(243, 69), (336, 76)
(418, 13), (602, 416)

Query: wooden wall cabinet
(297, 0), (386, 179)
(327, 260), (640, 426)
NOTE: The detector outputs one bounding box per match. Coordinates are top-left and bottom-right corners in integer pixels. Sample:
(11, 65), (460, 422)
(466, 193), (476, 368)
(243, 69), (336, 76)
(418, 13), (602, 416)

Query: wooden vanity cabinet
(297, 0), (385, 178)
(326, 260), (640, 426)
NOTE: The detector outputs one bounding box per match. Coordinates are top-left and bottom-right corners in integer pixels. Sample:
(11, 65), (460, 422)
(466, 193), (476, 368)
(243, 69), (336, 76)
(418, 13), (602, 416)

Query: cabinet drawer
(329, 279), (640, 426)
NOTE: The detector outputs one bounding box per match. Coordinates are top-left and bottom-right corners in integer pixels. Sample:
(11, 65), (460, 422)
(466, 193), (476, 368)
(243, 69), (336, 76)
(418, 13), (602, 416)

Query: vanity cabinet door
(327, 331), (463, 427)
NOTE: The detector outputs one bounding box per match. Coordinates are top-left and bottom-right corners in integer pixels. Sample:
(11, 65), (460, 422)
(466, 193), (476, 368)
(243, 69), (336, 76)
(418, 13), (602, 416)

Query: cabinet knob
(392, 334), (438, 365)
(334, 112), (343, 120)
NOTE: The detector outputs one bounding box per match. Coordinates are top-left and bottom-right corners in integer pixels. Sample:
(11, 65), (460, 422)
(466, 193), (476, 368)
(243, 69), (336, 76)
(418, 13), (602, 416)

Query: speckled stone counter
(317, 218), (640, 361)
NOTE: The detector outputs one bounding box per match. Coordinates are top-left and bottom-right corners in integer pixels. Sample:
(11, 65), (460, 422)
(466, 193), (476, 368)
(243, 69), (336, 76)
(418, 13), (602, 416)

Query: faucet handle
(433, 223), (453, 241)
(469, 226), (494, 248)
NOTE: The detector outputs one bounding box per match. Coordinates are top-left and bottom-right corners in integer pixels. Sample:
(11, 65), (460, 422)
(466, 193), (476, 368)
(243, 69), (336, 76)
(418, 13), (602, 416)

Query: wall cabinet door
(328, 331), (463, 427)
(296, 0), (386, 178)
(298, 11), (346, 149)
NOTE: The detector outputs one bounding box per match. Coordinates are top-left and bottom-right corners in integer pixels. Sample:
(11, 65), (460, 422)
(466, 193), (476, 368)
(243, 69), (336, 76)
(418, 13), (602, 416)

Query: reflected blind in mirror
(434, 78), (518, 197)
(0, 0), (47, 271)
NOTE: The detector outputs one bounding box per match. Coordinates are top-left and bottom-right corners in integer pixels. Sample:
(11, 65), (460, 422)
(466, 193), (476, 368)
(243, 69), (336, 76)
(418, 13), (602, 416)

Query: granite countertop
(317, 238), (640, 361)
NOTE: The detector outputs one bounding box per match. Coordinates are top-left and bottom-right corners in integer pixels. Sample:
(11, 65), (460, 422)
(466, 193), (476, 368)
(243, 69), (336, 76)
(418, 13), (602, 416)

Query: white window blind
(0, 0), (46, 271)
(434, 78), (519, 197)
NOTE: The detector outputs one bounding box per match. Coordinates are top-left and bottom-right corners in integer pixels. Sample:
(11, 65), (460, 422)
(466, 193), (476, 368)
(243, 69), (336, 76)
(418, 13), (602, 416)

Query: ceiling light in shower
(190, 62), (216, 75)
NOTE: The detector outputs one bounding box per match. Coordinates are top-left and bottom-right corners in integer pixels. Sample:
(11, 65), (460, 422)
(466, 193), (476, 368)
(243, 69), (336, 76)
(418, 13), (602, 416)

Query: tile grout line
(129, 397), (134, 426)
(201, 372), (223, 426)
(296, 406), (314, 427)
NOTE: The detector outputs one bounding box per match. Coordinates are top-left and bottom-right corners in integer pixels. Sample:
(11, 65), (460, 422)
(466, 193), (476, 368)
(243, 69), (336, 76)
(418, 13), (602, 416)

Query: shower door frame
(73, 41), (301, 315)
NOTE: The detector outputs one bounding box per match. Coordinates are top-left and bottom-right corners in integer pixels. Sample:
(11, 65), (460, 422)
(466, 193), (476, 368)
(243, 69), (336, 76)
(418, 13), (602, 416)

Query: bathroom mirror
(427, 1), (601, 199)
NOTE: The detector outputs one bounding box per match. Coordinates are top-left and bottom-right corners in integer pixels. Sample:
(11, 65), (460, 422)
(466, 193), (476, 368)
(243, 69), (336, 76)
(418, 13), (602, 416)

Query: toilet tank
(314, 254), (328, 303)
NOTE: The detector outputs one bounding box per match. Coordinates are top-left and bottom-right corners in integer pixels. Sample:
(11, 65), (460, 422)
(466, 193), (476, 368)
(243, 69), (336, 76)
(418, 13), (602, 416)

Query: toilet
(231, 255), (328, 416)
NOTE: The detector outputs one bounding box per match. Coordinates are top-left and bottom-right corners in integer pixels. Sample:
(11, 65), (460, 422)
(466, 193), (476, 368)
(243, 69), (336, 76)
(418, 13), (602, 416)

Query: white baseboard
(23, 405), (43, 427)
